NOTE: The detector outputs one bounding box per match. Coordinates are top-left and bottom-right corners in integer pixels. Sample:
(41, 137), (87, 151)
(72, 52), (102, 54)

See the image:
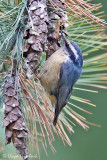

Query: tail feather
(53, 105), (60, 126)
(53, 102), (67, 126)
(53, 114), (59, 126)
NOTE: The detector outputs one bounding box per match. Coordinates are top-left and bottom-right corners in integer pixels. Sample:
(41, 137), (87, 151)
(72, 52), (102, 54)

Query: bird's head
(61, 32), (83, 67)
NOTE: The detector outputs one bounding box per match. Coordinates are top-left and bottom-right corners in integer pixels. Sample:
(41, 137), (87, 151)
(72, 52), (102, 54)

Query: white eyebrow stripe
(70, 43), (78, 59)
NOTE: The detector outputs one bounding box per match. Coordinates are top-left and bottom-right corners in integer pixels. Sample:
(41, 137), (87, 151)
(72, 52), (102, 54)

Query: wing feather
(53, 61), (81, 125)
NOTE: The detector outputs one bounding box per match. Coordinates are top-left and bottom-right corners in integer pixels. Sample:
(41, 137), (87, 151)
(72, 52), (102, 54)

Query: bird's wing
(53, 61), (81, 125)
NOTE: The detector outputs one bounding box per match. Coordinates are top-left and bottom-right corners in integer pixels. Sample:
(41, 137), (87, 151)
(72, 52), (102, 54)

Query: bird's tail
(53, 105), (60, 126)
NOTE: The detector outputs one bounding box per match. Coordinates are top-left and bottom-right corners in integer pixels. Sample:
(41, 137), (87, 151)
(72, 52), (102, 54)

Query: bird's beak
(61, 32), (66, 42)
(61, 32), (67, 46)
(61, 32), (69, 50)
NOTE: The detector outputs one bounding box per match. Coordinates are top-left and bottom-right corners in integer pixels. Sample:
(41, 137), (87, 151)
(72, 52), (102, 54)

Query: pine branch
(0, 0), (107, 159)
(0, 141), (3, 152)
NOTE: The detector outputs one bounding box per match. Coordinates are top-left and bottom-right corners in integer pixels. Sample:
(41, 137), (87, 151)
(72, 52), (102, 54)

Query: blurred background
(0, 0), (107, 160)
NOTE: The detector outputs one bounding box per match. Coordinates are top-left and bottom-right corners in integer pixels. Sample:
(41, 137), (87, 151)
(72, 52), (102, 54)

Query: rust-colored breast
(38, 48), (68, 104)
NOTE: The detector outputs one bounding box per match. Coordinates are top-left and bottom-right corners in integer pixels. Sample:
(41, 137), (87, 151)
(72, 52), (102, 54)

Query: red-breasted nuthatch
(38, 33), (83, 126)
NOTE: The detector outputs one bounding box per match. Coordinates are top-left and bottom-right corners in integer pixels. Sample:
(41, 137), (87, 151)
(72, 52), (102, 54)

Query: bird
(38, 32), (83, 126)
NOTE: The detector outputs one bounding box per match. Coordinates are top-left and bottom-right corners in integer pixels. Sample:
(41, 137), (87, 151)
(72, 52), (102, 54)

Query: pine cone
(46, 0), (67, 58)
(3, 72), (28, 160)
(23, 0), (49, 76)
